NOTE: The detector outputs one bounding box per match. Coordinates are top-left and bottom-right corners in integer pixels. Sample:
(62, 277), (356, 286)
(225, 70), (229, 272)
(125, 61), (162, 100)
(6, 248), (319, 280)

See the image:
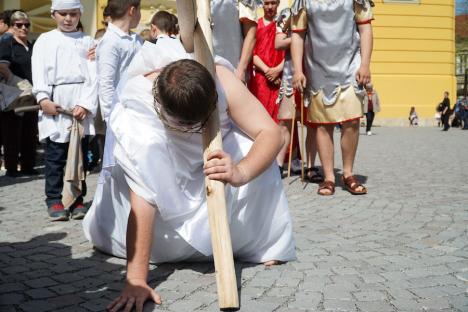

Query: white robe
(83, 41), (296, 264)
(32, 29), (98, 143)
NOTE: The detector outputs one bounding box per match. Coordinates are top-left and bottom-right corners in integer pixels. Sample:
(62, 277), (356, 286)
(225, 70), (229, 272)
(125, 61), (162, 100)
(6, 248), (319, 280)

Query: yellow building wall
(372, 0), (457, 121)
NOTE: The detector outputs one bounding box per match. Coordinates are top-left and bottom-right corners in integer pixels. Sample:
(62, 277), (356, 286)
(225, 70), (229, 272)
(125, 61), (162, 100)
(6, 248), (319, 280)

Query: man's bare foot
(264, 260), (284, 267)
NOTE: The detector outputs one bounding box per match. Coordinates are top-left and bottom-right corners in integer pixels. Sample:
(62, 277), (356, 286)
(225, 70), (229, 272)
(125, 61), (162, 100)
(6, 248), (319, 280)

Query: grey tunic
(211, 0), (257, 68)
(291, 0), (373, 105)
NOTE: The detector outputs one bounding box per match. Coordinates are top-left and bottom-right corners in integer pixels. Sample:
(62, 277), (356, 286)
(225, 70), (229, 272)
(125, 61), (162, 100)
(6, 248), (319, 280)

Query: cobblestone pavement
(0, 127), (467, 312)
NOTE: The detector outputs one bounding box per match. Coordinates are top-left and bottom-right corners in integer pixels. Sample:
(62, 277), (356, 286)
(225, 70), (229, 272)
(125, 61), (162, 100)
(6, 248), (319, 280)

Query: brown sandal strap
(318, 180), (335, 195)
(342, 175), (367, 194)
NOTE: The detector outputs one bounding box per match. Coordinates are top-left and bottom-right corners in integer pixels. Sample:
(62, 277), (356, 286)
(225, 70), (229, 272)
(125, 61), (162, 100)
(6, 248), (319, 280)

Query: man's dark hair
(107, 0), (140, 20)
(0, 9), (19, 27)
(151, 11), (173, 34)
(170, 14), (178, 35)
(156, 59), (217, 123)
(103, 5), (111, 18)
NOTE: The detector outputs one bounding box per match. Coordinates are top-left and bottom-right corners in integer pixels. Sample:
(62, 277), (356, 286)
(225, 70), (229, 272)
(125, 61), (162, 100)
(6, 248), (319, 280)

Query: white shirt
(96, 22), (143, 121)
(32, 29), (98, 143)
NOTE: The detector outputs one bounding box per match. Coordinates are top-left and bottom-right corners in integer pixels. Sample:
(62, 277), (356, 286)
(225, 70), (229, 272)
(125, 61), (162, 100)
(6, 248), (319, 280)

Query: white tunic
(97, 22), (143, 121)
(211, 0), (258, 68)
(32, 29), (98, 143)
(83, 42), (296, 264)
(97, 22), (143, 171)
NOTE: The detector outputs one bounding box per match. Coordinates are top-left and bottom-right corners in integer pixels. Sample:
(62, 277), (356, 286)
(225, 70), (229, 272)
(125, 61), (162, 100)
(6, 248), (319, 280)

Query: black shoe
(5, 170), (20, 178)
(20, 168), (40, 176)
(305, 167), (324, 183)
(70, 202), (88, 220)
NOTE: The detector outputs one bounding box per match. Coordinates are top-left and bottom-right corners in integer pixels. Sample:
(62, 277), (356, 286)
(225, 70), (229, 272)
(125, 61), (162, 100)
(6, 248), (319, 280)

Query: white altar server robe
(32, 29), (98, 143)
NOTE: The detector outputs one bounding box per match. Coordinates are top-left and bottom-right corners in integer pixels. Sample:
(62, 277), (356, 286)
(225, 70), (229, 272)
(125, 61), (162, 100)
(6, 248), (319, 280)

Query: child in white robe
(83, 41), (296, 310)
(32, 0), (97, 220)
(96, 0), (143, 122)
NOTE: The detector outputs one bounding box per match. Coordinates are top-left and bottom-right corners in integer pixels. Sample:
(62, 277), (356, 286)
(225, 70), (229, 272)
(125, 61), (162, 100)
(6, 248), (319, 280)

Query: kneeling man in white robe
(83, 41), (296, 311)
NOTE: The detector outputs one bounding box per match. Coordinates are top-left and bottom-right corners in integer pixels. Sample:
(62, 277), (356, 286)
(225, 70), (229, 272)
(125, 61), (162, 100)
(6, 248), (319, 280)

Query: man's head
(107, 0), (141, 28)
(444, 91), (449, 98)
(154, 59), (217, 132)
(150, 11), (173, 39)
(0, 11), (10, 35)
(263, 0), (279, 21)
(1, 10), (19, 35)
(366, 83), (373, 91)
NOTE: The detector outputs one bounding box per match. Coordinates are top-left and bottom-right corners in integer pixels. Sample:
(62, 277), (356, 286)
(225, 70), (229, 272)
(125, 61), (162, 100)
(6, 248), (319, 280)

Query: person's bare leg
(276, 123), (291, 166)
(316, 125), (335, 195)
(341, 119), (364, 192)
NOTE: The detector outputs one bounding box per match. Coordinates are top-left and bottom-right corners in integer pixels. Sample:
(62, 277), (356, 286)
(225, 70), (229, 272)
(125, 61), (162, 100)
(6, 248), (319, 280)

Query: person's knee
(280, 125), (290, 146)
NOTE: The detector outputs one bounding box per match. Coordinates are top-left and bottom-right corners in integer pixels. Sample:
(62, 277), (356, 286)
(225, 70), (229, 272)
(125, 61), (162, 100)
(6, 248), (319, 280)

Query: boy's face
(263, 0), (279, 20)
(52, 9), (81, 32)
(129, 5), (142, 29)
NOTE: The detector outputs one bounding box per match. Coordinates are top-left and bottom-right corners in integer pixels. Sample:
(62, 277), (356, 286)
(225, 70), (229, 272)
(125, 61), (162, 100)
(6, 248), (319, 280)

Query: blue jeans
(44, 137), (89, 207)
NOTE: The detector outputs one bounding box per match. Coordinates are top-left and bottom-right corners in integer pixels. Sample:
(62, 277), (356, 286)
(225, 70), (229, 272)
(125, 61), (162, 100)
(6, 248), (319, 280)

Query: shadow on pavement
(0, 232), (126, 311)
(0, 232), (259, 311)
(0, 171), (44, 188)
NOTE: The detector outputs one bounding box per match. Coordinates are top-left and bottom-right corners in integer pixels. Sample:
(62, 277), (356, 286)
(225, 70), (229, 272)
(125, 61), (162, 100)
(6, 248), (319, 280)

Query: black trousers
(0, 110), (38, 172)
(44, 137), (89, 207)
(442, 113), (450, 130)
(365, 111), (375, 132)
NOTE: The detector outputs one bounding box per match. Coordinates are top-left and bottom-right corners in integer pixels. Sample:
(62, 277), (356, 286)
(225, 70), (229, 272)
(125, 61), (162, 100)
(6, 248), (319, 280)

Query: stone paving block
(353, 290), (387, 302)
(80, 298), (110, 312)
(49, 284), (79, 295)
(19, 299), (54, 312)
(356, 301), (394, 312)
(48, 294), (86, 309)
(391, 298), (423, 311)
(240, 286), (267, 300)
(25, 288), (56, 299)
(323, 284), (353, 300)
(266, 286), (297, 298)
(52, 272), (86, 284)
(299, 278), (327, 292)
(410, 286), (451, 299)
(276, 277), (302, 288)
(24, 277), (58, 288)
(449, 294), (468, 312)
(167, 298), (205, 311)
(0, 282), (26, 294)
(417, 298), (451, 310)
(288, 291), (321, 310)
(324, 299), (357, 311)
(247, 277), (277, 288)
(361, 274), (386, 284)
(0, 293), (24, 305)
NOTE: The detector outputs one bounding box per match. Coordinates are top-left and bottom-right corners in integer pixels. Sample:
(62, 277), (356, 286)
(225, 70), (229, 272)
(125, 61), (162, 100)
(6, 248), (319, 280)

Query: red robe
(248, 18), (285, 123)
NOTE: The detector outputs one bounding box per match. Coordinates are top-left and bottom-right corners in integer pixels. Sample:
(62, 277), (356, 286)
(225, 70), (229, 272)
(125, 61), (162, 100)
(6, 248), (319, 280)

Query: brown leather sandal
(317, 180), (335, 196)
(342, 175), (367, 195)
